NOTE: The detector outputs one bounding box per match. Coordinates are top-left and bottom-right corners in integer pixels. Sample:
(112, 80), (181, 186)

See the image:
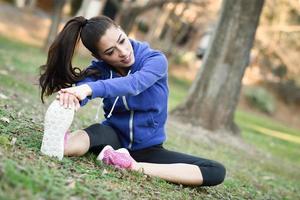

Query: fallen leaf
(10, 137), (17, 146)
(17, 111), (22, 117)
(66, 178), (76, 189)
(0, 117), (10, 123)
(102, 169), (108, 176)
(0, 93), (8, 99)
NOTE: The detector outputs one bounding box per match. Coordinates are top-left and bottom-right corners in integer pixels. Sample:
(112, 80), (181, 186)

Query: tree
(171, 0), (265, 134)
(44, 0), (66, 50)
(117, 0), (204, 34)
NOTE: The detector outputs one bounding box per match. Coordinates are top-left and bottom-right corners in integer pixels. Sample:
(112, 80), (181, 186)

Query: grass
(0, 35), (300, 199)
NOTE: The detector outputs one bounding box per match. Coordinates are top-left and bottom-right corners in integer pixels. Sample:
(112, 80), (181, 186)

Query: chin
(122, 59), (135, 68)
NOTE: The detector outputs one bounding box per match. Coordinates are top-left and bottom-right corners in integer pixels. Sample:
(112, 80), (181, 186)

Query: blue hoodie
(77, 39), (169, 150)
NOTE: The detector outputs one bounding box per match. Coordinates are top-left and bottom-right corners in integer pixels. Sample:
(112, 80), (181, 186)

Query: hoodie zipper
(122, 96), (134, 149)
(107, 69), (134, 149)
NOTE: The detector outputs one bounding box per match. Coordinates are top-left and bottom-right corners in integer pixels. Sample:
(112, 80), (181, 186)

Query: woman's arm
(86, 53), (168, 98)
(60, 53), (167, 101)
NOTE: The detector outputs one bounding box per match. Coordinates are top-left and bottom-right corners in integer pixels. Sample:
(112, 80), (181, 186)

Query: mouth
(121, 52), (132, 64)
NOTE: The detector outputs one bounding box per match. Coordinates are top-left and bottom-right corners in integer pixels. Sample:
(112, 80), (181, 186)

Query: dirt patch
(167, 115), (259, 155)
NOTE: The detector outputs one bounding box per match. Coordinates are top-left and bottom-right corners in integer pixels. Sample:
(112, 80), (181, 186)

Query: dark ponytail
(39, 15), (117, 103)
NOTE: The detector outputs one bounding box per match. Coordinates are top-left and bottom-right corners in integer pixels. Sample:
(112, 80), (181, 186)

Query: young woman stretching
(39, 16), (226, 186)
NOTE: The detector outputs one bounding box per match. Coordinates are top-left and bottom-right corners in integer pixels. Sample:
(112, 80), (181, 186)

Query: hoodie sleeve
(75, 62), (102, 106)
(76, 76), (96, 106)
(86, 53), (168, 99)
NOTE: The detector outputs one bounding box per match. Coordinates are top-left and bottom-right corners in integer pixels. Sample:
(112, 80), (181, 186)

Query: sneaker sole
(40, 100), (74, 160)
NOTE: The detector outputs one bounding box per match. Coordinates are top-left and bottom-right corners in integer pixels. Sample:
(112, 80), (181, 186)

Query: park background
(0, 0), (299, 199)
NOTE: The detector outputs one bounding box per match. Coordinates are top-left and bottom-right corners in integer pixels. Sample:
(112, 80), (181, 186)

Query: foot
(40, 100), (75, 160)
(97, 145), (135, 169)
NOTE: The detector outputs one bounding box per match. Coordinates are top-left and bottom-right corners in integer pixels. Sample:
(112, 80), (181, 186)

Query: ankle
(131, 162), (143, 172)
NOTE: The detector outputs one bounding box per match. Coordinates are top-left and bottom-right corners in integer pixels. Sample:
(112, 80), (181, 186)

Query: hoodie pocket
(134, 113), (158, 143)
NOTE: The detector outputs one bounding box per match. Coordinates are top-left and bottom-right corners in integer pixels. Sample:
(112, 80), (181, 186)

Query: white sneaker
(40, 100), (74, 160)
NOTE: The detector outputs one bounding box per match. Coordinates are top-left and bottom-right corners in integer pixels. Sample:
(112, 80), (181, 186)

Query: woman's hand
(60, 84), (92, 101)
(57, 84), (92, 111)
(56, 92), (81, 111)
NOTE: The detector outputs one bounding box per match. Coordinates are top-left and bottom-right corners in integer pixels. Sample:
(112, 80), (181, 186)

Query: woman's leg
(133, 162), (203, 185)
(64, 123), (122, 157)
(64, 130), (90, 156)
(129, 145), (226, 186)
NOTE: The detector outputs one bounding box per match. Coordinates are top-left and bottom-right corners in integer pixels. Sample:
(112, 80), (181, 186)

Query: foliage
(137, 20), (149, 34)
(70, 0), (83, 16)
(255, 0), (300, 85)
(276, 79), (300, 105)
(244, 86), (276, 114)
(1, 0), (14, 4)
(170, 51), (195, 66)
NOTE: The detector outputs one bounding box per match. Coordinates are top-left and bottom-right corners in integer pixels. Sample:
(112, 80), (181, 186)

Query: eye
(106, 50), (114, 56)
(120, 39), (125, 44)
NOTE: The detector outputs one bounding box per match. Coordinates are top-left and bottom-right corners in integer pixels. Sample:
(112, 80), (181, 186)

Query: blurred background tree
(171, 0), (265, 134)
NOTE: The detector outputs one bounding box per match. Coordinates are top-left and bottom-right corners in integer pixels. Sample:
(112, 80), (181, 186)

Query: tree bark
(171, 0), (265, 134)
(44, 0), (66, 50)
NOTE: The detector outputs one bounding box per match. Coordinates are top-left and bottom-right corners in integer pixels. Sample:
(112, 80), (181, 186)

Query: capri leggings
(84, 123), (226, 186)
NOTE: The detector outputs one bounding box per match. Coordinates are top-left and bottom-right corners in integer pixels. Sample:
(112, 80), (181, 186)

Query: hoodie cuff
(86, 81), (106, 99)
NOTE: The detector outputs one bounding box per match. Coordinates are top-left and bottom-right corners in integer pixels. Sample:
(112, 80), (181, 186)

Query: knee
(64, 143), (78, 156)
(200, 161), (226, 186)
(64, 144), (85, 157)
(64, 131), (90, 157)
(213, 162), (226, 185)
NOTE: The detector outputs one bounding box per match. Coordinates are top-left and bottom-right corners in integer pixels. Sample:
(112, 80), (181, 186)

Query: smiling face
(96, 26), (135, 68)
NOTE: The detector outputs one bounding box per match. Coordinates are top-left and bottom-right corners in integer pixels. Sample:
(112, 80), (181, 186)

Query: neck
(114, 67), (129, 76)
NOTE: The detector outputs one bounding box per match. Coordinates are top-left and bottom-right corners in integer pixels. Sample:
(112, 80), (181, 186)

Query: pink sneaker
(64, 130), (71, 147)
(97, 145), (134, 169)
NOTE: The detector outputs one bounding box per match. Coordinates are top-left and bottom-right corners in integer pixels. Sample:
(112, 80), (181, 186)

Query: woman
(39, 16), (226, 186)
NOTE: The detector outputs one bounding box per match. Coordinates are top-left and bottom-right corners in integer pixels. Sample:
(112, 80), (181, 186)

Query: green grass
(168, 76), (191, 110)
(235, 110), (300, 166)
(0, 35), (300, 199)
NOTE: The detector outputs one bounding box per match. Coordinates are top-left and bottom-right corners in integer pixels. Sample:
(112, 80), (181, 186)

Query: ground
(0, 2), (300, 200)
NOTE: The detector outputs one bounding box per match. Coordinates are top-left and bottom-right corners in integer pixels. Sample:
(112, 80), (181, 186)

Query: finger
(61, 88), (75, 95)
(63, 92), (70, 109)
(68, 95), (75, 109)
(59, 92), (64, 106)
(74, 98), (80, 111)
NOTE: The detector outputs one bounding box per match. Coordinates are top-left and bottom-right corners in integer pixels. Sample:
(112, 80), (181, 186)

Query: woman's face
(96, 26), (135, 68)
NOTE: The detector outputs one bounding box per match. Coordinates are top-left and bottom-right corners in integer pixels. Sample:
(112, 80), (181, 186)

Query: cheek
(102, 55), (119, 64)
(126, 41), (132, 50)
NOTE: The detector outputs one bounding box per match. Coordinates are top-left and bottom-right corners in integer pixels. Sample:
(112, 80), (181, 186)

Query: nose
(117, 45), (127, 57)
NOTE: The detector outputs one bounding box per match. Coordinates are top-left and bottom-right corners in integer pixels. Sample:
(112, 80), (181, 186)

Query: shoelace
(94, 70), (131, 121)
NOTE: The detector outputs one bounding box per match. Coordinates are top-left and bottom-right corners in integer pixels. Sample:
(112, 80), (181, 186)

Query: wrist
(84, 84), (92, 96)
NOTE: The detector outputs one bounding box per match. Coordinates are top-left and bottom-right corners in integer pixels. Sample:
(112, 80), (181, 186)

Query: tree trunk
(44, 0), (66, 50)
(171, 0), (264, 134)
(118, 0), (202, 34)
(76, 0), (105, 19)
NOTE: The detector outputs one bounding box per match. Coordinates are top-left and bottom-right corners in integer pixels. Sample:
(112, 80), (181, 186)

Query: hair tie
(82, 19), (88, 27)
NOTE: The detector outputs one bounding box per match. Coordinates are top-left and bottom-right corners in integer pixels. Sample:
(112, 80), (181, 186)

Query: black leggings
(84, 123), (226, 186)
